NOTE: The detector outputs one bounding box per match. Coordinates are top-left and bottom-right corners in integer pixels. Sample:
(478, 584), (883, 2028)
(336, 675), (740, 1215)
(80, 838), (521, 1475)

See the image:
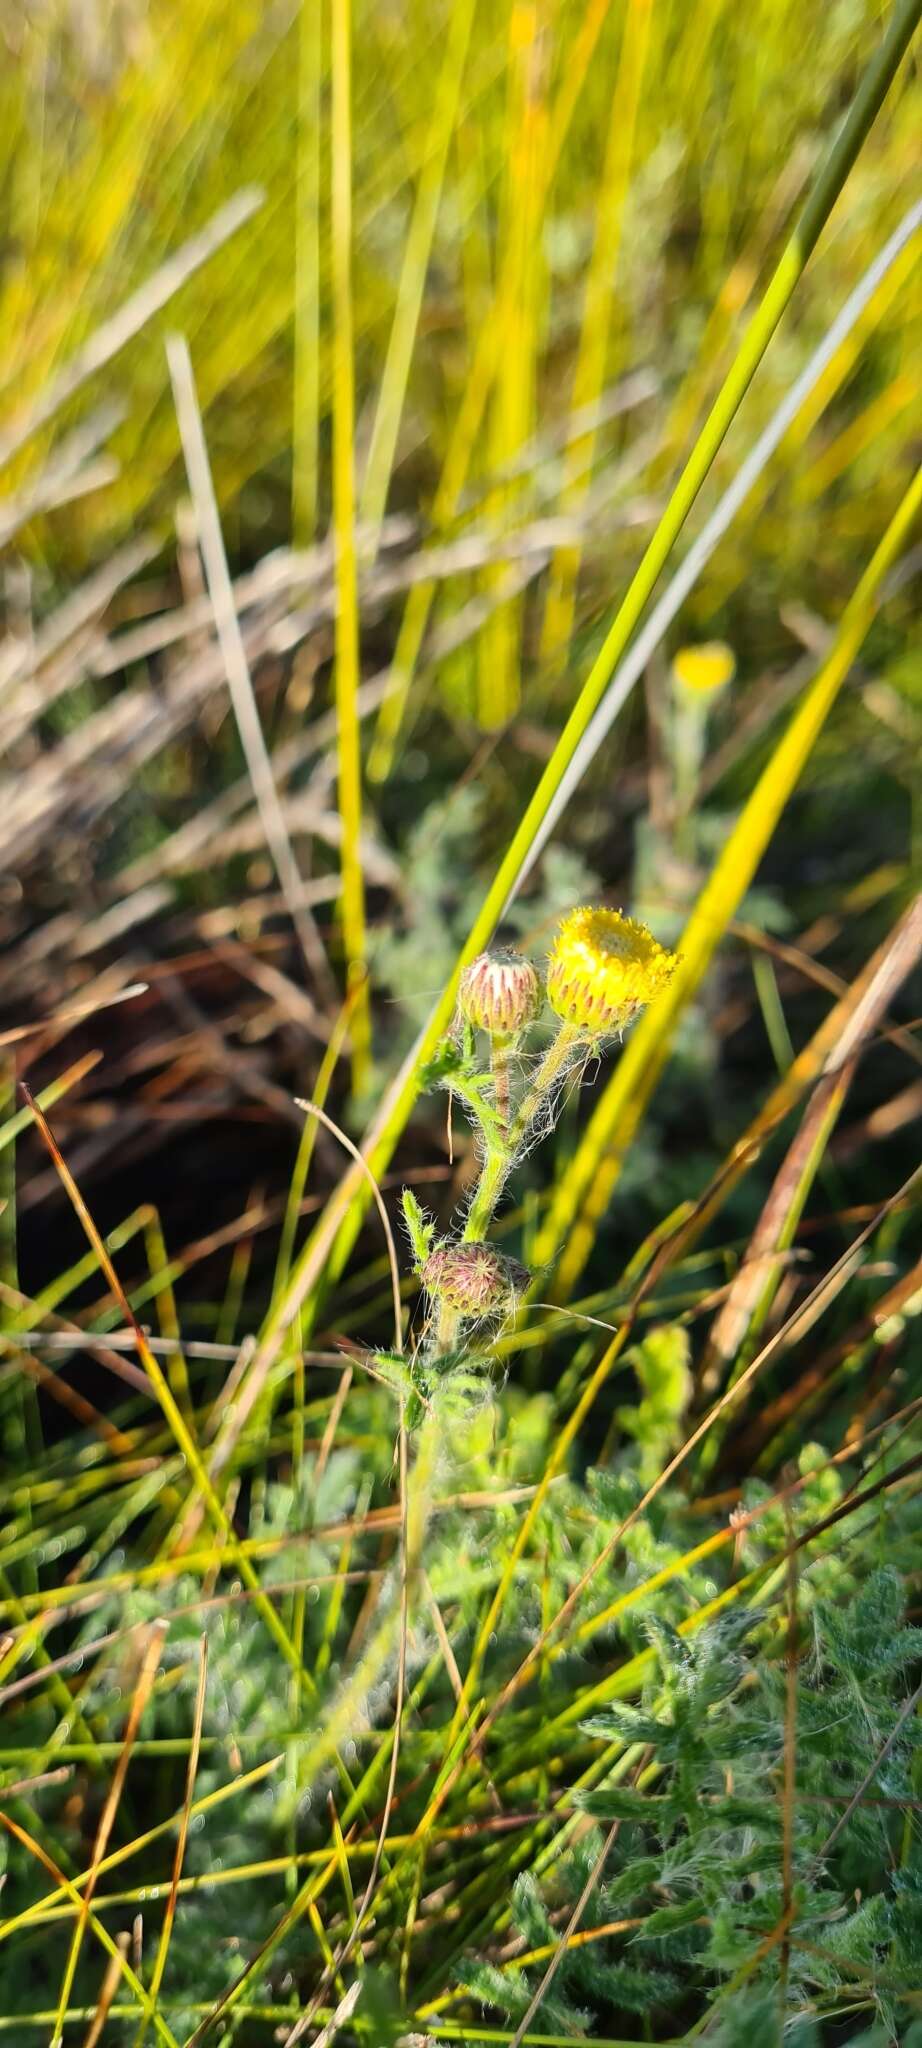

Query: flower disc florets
(421, 1239), (529, 1319)
(458, 951), (541, 1039)
(547, 906), (678, 1038)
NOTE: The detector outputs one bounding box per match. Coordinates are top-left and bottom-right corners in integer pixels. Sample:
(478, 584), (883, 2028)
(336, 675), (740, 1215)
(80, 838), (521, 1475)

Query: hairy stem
(430, 1024), (583, 1357)
(490, 1033), (512, 1130)
(463, 1023), (583, 1243)
(435, 1296), (460, 1353)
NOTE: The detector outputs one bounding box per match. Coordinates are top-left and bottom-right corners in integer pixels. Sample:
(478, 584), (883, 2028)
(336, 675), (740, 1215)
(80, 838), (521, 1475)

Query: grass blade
(331, 0), (370, 1091)
(293, 0), (322, 543)
(540, 0), (654, 663)
(166, 333), (334, 1005)
(359, 0), (476, 543)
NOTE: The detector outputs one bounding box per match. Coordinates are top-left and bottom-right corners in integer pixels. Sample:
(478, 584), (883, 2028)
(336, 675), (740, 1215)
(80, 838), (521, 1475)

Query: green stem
(463, 1025), (582, 1243)
(435, 1297), (460, 1353)
(430, 1027), (582, 1355)
(490, 1033), (512, 1130)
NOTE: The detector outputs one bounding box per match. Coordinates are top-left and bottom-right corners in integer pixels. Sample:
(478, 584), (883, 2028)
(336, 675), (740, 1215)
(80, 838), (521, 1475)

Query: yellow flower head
(547, 907), (678, 1038)
(671, 641), (736, 697)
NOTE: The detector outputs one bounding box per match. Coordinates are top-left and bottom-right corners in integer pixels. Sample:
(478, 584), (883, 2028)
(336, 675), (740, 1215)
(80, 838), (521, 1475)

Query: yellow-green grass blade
(272, 996), (354, 1313)
(134, 1637), (208, 2044)
(0, 1757), (284, 1948)
(143, 1209), (192, 1423)
(540, 458), (922, 1299)
(0, 1813), (180, 2048)
(701, 226), (920, 616)
(0, 1052), (100, 1156)
(0, 1567), (100, 1755)
(331, 0), (371, 1091)
(21, 1087), (318, 1696)
(359, 0), (477, 543)
(796, 362), (919, 504)
(293, 0), (322, 543)
(288, 0), (922, 1318)
(477, 0), (548, 728)
(366, 0), (619, 782)
(51, 1623), (167, 2045)
(540, 0), (654, 665)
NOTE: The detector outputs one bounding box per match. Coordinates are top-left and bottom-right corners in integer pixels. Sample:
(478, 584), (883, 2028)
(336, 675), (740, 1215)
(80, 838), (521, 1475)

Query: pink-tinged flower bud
(458, 951), (541, 1039)
(421, 1239), (530, 1319)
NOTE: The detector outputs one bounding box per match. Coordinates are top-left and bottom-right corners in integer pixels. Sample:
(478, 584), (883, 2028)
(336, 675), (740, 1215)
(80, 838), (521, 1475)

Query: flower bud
(421, 1239), (529, 1318)
(458, 951), (541, 1039)
(547, 906), (678, 1039)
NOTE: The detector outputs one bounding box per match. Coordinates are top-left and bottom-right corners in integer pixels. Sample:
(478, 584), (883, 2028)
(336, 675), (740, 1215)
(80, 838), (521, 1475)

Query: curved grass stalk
(0, 1757), (283, 1949)
(541, 457), (922, 1298)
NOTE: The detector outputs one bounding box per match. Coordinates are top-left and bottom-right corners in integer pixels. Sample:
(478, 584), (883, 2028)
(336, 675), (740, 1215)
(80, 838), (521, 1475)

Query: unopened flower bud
(458, 951), (541, 1039)
(421, 1239), (530, 1319)
(547, 906), (678, 1039)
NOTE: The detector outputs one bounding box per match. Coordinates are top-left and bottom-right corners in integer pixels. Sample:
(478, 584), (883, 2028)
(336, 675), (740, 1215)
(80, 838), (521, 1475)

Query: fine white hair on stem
(167, 332), (336, 1006)
(508, 196), (922, 906)
(508, 1036), (594, 1163)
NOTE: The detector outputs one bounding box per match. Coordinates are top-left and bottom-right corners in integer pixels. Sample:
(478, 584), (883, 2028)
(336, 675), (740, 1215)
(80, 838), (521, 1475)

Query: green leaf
(400, 1185), (435, 1269)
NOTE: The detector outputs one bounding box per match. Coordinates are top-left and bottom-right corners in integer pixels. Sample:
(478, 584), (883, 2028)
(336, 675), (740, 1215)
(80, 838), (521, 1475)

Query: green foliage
(418, 1029), (508, 1154)
(1, 1342), (921, 2041)
(616, 1325), (692, 1485)
(400, 1187), (436, 1270)
(562, 1570), (922, 2036)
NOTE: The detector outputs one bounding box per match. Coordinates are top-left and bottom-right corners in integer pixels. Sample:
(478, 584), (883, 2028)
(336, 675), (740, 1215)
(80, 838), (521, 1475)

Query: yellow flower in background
(671, 642), (736, 696)
(547, 907), (678, 1038)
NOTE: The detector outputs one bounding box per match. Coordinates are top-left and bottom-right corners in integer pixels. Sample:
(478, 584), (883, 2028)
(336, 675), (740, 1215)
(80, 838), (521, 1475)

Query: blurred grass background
(4, 0), (919, 590)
